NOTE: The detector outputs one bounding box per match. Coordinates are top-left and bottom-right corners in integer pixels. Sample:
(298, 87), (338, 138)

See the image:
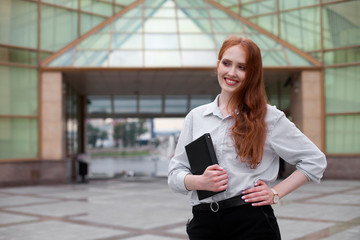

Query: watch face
(274, 195), (279, 203)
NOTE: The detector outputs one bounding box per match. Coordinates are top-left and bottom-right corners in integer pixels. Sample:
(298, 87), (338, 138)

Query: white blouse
(168, 95), (327, 206)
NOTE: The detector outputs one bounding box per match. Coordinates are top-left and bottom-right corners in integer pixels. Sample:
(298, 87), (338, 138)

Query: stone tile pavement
(0, 178), (359, 240)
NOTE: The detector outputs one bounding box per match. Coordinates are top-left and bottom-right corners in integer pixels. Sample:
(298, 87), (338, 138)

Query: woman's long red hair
(218, 36), (267, 169)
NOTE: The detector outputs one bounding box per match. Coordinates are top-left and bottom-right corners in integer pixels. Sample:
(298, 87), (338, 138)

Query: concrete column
(290, 70), (323, 150)
(40, 72), (64, 160)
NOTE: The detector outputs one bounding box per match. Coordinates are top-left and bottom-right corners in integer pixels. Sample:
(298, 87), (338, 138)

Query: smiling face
(217, 45), (247, 99)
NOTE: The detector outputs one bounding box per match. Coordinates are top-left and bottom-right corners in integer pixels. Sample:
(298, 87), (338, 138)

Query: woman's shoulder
(265, 104), (285, 125)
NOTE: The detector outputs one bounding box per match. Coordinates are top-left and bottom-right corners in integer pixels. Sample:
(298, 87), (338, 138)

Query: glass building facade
(0, 0), (359, 185)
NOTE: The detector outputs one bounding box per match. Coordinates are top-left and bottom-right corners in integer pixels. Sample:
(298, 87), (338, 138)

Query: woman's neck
(218, 93), (231, 116)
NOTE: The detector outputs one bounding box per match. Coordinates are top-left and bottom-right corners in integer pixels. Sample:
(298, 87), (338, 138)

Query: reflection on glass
(139, 96), (162, 113)
(114, 96), (137, 113)
(88, 96), (112, 114)
(144, 19), (177, 33)
(145, 51), (181, 67)
(165, 96), (188, 113)
(179, 19), (211, 33)
(113, 18), (143, 32)
(182, 51), (217, 67)
(78, 33), (110, 50)
(145, 34), (179, 49)
(180, 34), (215, 49)
(49, 47), (75, 67)
(112, 34), (143, 49)
(109, 50), (143, 67)
(190, 95), (213, 110)
(75, 50), (108, 66)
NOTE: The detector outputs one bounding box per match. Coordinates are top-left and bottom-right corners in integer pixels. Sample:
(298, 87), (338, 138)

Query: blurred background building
(0, 0), (359, 186)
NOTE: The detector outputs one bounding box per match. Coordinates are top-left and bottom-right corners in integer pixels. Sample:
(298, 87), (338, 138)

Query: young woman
(168, 36), (327, 240)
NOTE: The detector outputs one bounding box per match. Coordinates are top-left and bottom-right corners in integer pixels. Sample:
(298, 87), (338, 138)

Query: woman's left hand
(241, 180), (273, 206)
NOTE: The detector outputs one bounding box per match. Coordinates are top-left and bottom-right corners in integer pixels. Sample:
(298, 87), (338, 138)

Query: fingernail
(245, 199), (248, 202)
(241, 196), (245, 199)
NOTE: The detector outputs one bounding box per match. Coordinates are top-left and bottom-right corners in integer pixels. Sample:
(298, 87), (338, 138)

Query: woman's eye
(222, 61), (229, 66)
(239, 65), (245, 70)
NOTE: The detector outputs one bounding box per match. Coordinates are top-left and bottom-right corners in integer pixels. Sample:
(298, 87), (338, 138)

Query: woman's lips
(224, 77), (239, 86)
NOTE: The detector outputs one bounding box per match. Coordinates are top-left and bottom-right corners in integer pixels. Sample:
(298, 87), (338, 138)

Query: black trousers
(186, 204), (281, 240)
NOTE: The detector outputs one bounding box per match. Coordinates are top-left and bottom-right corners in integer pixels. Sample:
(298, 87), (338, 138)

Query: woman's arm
(241, 170), (308, 206)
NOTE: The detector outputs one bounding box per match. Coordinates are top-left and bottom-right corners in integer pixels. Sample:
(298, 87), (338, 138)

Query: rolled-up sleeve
(269, 111), (327, 183)
(168, 113), (193, 195)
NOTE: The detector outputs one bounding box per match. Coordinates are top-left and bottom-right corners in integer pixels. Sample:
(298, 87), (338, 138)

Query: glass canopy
(46, 0), (314, 68)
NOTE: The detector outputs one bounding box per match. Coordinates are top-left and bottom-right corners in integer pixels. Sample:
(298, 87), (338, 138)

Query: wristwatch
(271, 188), (279, 204)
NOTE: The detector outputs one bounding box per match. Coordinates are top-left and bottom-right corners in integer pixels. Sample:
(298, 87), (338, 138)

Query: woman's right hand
(184, 164), (228, 192)
(199, 164), (228, 192)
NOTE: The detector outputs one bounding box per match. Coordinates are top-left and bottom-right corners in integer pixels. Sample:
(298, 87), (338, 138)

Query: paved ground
(0, 178), (359, 240)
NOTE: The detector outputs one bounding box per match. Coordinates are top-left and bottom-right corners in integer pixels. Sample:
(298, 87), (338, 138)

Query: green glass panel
(88, 96), (112, 114)
(145, 51), (181, 67)
(116, 0), (137, 5)
(112, 34), (143, 49)
(280, 7), (321, 51)
(175, 0), (206, 8)
(41, 5), (78, 51)
(115, 6), (124, 13)
(325, 66), (360, 113)
(229, 6), (240, 15)
(113, 18), (143, 32)
(109, 50), (143, 67)
(285, 49), (312, 66)
(122, 6), (143, 17)
(0, 66), (38, 116)
(209, 8), (231, 18)
(139, 96), (162, 113)
(81, 0), (113, 16)
(241, 0), (277, 17)
(78, 33), (110, 50)
(180, 34), (215, 49)
(324, 48), (360, 65)
(0, 118), (38, 159)
(249, 15), (278, 36)
(165, 96), (188, 114)
(262, 50), (287, 66)
(145, 34), (178, 49)
(145, 0), (166, 7)
(114, 96), (137, 113)
(326, 115), (360, 153)
(177, 8), (208, 18)
(0, 0), (37, 48)
(40, 51), (52, 61)
(48, 47), (75, 67)
(0, 47), (37, 65)
(309, 51), (322, 62)
(81, 13), (106, 35)
(212, 19), (246, 33)
(279, 0), (318, 10)
(42, 0), (78, 9)
(322, 1), (360, 49)
(213, 0), (238, 7)
(74, 50), (108, 66)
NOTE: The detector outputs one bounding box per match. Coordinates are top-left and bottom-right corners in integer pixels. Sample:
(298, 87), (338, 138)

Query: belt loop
(210, 201), (219, 212)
